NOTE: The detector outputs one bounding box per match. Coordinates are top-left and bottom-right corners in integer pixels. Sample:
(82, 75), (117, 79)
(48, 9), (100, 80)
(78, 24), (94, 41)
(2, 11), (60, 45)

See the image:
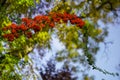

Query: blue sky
(47, 21), (120, 80)
(45, 22), (120, 80)
(89, 22), (120, 80)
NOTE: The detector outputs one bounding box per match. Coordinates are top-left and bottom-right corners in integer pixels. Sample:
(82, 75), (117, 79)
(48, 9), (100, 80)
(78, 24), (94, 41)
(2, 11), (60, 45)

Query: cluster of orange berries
(2, 12), (85, 41)
(49, 12), (85, 28)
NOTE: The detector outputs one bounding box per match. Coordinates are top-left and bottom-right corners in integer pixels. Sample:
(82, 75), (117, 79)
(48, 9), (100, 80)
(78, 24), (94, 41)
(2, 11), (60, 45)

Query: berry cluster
(2, 12), (85, 41)
(49, 12), (85, 28)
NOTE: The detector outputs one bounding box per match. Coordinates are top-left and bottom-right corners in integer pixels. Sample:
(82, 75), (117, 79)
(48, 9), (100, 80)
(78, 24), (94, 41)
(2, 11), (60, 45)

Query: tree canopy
(0, 0), (120, 80)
